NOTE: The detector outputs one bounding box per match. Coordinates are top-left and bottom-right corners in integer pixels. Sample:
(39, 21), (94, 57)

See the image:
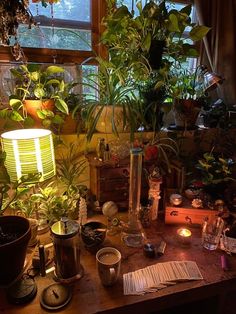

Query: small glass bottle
(96, 138), (106, 160)
(103, 144), (111, 161)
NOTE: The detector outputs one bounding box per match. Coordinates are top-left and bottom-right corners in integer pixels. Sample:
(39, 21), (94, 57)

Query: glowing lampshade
(1, 129), (56, 183)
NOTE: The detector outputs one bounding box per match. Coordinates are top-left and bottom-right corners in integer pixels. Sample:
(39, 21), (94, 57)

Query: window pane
(16, 0), (92, 50)
(30, 0), (90, 22)
(17, 26), (91, 51)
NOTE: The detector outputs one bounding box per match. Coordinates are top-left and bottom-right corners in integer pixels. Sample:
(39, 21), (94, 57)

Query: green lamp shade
(1, 129), (56, 183)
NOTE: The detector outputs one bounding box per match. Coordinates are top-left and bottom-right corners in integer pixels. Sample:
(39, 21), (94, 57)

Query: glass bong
(122, 147), (146, 247)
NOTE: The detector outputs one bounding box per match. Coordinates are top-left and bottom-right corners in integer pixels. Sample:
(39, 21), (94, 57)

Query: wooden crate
(164, 189), (218, 226)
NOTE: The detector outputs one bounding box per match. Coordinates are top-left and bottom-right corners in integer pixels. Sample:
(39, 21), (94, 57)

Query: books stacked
(123, 261), (203, 295)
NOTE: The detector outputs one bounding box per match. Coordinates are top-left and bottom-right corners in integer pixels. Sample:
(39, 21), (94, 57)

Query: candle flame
(178, 228), (191, 237)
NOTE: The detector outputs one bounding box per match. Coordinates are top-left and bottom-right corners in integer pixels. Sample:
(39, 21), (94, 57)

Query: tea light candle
(177, 228), (192, 245)
(170, 194), (183, 206)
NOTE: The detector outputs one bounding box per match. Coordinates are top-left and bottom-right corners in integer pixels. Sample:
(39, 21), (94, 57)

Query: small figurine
(192, 198), (203, 208)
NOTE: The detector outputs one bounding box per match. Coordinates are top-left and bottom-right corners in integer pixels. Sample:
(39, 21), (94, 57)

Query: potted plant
(82, 56), (144, 142)
(58, 81), (86, 135)
(163, 66), (211, 129)
(194, 150), (235, 200)
(0, 153), (34, 286)
(8, 63), (69, 129)
(102, 1), (210, 82)
(101, 1), (210, 134)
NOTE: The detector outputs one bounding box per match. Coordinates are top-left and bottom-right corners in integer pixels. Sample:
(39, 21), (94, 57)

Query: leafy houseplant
(82, 56), (144, 142)
(163, 66), (211, 128)
(195, 151), (235, 199)
(102, 0), (210, 82)
(101, 1), (210, 133)
(7, 63), (69, 130)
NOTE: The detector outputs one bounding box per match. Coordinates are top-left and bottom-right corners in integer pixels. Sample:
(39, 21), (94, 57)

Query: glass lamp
(199, 65), (224, 92)
(1, 129), (56, 183)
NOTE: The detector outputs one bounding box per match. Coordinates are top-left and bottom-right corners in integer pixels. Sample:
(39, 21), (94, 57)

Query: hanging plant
(32, 0), (60, 7)
(0, 0), (35, 46)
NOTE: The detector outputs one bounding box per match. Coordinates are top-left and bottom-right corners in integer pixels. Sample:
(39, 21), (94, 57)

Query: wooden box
(164, 190), (218, 226)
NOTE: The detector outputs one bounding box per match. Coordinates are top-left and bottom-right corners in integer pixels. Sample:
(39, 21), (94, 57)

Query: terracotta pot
(0, 216), (31, 286)
(24, 99), (54, 127)
(95, 106), (129, 134)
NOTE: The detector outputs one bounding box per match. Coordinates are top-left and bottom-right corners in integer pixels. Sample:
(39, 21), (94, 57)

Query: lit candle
(177, 228), (192, 245)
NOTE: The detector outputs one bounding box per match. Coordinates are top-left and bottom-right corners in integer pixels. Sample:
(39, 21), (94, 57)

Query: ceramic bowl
(81, 221), (107, 249)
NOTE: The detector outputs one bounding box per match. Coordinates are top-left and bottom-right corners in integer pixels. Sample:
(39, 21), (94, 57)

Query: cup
(202, 217), (224, 250)
(96, 247), (121, 286)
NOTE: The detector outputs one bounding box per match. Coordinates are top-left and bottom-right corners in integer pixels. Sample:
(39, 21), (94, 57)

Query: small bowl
(81, 221), (107, 249)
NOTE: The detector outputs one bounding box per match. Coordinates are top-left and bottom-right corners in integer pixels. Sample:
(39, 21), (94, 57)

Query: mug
(96, 247), (121, 286)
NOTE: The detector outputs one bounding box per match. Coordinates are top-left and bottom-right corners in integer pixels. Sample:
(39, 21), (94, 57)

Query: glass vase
(122, 147), (145, 247)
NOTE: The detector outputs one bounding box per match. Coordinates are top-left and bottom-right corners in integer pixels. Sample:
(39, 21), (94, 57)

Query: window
(0, 0), (104, 64)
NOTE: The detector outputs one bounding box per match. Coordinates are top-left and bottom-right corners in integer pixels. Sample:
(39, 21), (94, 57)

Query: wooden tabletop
(1, 213), (236, 314)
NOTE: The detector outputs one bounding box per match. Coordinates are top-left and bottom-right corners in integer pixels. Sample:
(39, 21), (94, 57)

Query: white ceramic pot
(95, 106), (129, 134)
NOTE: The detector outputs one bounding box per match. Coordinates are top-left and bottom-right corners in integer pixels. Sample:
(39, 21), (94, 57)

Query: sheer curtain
(195, 0), (236, 105)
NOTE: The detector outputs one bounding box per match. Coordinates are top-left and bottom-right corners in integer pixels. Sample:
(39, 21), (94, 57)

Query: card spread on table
(123, 261), (203, 295)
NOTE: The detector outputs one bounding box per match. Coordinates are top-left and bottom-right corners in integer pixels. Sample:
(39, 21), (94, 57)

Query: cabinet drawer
(98, 178), (129, 192)
(100, 167), (129, 179)
(99, 190), (129, 202)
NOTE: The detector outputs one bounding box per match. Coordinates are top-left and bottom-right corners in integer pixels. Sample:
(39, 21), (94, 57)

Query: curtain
(195, 0), (236, 106)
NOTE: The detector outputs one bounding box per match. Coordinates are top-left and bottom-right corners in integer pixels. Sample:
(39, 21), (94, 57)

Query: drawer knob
(122, 169), (129, 177)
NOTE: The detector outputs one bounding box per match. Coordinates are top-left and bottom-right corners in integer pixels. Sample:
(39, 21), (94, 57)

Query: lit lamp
(1, 129), (56, 233)
(1, 129), (56, 183)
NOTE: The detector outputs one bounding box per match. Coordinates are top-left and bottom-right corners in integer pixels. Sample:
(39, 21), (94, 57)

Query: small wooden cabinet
(164, 189), (218, 226)
(86, 154), (154, 210)
(86, 154), (130, 210)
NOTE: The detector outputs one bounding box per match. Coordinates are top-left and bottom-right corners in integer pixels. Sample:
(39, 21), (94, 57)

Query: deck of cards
(123, 260), (203, 295)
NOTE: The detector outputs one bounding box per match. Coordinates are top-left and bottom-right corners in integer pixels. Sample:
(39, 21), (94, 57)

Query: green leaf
(9, 98), (23, 107)
(55, 99), (69, 114)
(34, 87), (45, 99)
(52, 114), (64, 124)
(46, 79), (61, 86)
(190, 25), (210, 41)
(30, 71), (40, 81)
(180, 4), (192, 16)
(167, 13), (180, 32)
(10, 110), (24, 122)
(45, 66), (65, 75)
(142, 33), (151, 52)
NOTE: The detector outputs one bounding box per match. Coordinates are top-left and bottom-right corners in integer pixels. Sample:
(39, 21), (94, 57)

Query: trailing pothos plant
(0, 63), (69, 129)
(101, 0), (210, 82)
(0, 151), (41, 215)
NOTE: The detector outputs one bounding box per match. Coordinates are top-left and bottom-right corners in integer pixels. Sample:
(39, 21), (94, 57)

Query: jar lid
(40, 283), (72, 310)
(6, 276), (37, 304)
(51, 218), (79, 239)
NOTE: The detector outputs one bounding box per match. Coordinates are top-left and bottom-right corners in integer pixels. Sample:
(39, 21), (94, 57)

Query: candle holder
(177, 228), (192, 245)
(170, 194), (183, 206)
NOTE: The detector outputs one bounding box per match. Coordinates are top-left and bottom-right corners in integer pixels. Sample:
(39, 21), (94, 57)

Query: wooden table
(1, 214), (236, 314)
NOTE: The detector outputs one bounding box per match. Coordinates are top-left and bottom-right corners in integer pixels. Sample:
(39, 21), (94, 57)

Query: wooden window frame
(0, 0), (105, 64)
